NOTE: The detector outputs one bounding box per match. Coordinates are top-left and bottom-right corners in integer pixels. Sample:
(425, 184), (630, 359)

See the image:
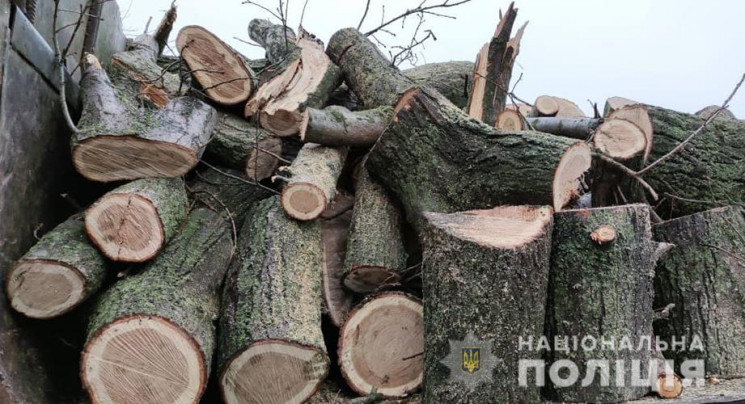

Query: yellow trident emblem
(461, 347), (480, 374)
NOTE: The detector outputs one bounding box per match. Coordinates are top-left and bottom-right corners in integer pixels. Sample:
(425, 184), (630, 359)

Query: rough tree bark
(524, 117), (601, 139)
(422, 206), (553, 403)
(545, 204), (669, 403)
(300, 105), (394, 147)
(218, 197), (328, 404)
(85, 177), (187, 262)
(405, 61), (473, 110)
(80, 170), (270, 404)
(342, 168), (407, 293)
(338, 292), (424, 398)
(5, 215), (107, 319)
(327, 28), (592, 228)
(279, 143), (347, 221)
(176, 25), (255, 105)
(320, 192), (355, 327)
(248, 18), (297, 65)
(654, 206), (745, 376)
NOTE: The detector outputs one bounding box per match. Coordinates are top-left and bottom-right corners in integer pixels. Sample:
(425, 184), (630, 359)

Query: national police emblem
(440, 330), (500, 390)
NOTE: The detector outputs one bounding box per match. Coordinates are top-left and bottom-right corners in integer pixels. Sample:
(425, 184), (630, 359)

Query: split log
(422, 206), (553, 403)
(531, 95), (585, 118)
(339, 292), (423, 398)
(300, 105), (394, 147)
(85, 178), (186, 262)
(467, 3), (526, 125)
(327, 29), (592, 227)
(218, 197), (328, 404)
(545, 204), (668, 402)
(279, 143), (347, 221)
(176, 25), (255, 105)
(653, 206), (745, 376)
(81, 171), (268, 404)
(204, 112), (282, 181)
(695, 105), (738, 121)
(342, 168), (407, 293)
(73, 55), (217, 182)
(404, 61), (473, 110)
(5, 215), (107, 319)
(153, 2), (178, 57)
(604, 96), (638, 116)
(522, 116), (601, 139)
(248, 18), (297, 65)
(321, 193), (355, 327)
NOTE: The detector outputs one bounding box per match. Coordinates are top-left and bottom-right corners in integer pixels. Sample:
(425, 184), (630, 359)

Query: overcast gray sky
(121, 0), (745, 117)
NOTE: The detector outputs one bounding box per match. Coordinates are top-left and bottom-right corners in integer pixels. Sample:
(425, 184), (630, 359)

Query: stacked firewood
(5, 2), (745, 403)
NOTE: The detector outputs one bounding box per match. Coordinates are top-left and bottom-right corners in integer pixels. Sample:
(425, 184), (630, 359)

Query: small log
(342, 168), (407, 293)
(524, 116), (600, 139)
(327, 29), (592, 227)
(654, 206), (745, 376)
(280, 143), (347, 221)
(467, 3), (526, 125)
(593, 119), (647, 161)
(651, 349), (683, 399)
(153, 2), (178, 57)
(204, 112), (282, 181)
(506, 102), (532, 116)
(85, 178), (187, 262)
(404, 61), (473, 110)
(608, 104), (654, 162)
(422, 206), (553, 403)
(531, 95), (585, 118)
(545, 204), (666, 402)
(300, 105), (394, 147)
(73, 55), (217, 182)
(177, 25), (255, 105)
(321, 193), (355, 327)
(81, 171), (268, 404)
(339, 292), (423, 398)
(218, 197), (328, 404)
(696, 105), (738, 121)
(6, 215), (107, 319)
(604, 96), (638, 116)
(248, 18), (297, 65)
(495, 109), (524, 130)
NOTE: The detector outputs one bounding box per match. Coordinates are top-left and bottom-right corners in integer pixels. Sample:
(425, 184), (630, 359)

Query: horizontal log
(300, 105), (394, 147)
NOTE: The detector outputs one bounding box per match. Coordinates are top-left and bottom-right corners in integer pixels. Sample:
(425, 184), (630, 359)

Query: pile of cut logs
(6, 2), (745, 403)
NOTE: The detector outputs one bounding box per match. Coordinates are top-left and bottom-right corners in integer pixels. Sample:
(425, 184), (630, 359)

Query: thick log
(176, 25), (255, 105)
(5, 215), (107, 319)
(695, 105), (737, 121)
(522, 116), (600, 140)
(531, 95), (585, 118)
(404, 61), (473, 110)
(73, 55), (217, 182)
(467, 3), (526, 125)
(495, 109), (525, 131)
(545, 204), (666, 402)
(248, 18), (297, 65)
(300, 105), (394, 147)
(422, 206), (553, 403)
(604, 96), (638, 116)
(593, 119), (647, 161)
(81, 171), (268, 404)
(343, 168), (407, 293)
(653, 206), (745, 376)
(85, 178), (187, 262)
(507, 102), (532, 116)
(279, 143), (347, 221)
(339, 292), (423, 398)
(321, 193), (354, 327)
(327, 29), (591, 226)
(218, 197), (328, 404)
(204, 112), (282, 181)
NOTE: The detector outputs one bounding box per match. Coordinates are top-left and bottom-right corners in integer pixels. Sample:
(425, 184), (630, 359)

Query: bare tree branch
(358, 0), (372, 30)
(365, 0), (473, 37)
(52, 0), (79, 134)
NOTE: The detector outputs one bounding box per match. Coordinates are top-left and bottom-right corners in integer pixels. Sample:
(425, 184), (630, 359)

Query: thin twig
(357, 0), (372, 30)
(52, 0), (78, 133)
(365, 0), (473, 37)
(200, 161), (279, 195)
(299, 0), (310, 27)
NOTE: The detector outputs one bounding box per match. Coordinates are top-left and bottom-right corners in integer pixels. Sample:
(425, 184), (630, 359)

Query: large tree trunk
(176, 25), (255, 105)
(80, 170), (270, 404)
(279, 143), (347, 221)
(421, 206), (553, 403)
(204, 112), (283, 181)
(338, 292), (424, 398)
(544, 204), (667, 403)
(653, 206), (745, 376)
(405, 61), (473, 110)
(84, 178), (187, 262)
(5, 215), (107, 319)
(342, 168), (407, 293)
(218, 197), (328, 404)
(73, 55), (217, 182)
(327, 29), (591, 228)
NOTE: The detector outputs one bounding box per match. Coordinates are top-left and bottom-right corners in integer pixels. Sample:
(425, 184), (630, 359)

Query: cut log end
(259, 109), (304, 137)
(281, 182), (328, 221)
(656, 375), (683, 399)
(604, 96), (638, 116)
(245, 135), (282, 181)
(176, 26), (253, 105)
(594, 119), (647, 161)
(6, 260), (86, 319)
(424, 205), (553, 249)
(590, 225), (617, 245)
(608, 105), (653, 162)
(552, 142), (592, 211)
(73, 136), (198, 182)
(496, 109), (524, 131)
(533, 95), (560, 117)
(82, 316), (206, 404)
(220, 340), (328, 404)
(339, 293), (424, 398)
(85, 194), (165, 262)
(343, 266), (401, 294)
